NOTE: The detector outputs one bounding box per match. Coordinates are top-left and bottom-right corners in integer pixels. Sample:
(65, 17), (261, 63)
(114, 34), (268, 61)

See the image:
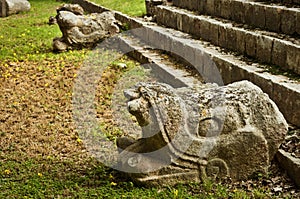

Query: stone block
(190, 0), (200, 12)
(271, 39), (287, 68)
(256, 36), (273, 63)
(297, 11), (300, 35)
(252, 4), (266, 29)
(231, 63), (251, 82)
(236, 28), (246, 54)
(265, 6), (281, 33)
(189, 16), (201, 36)
(276, 150), (300, 187)
(210, 22), (219, 46)
(199, 18), (211, 42)
(226, 27), (237, 52)
(212, 56), (232, 85)
(286, 45), (300, 74)
(245, 33), (257, 58)
(231, 0), (245, 23)
(177, 13), (183, 31)
(272, 82), (300, 126)
(244, 2), (255, 26)
(198, 0), (206, 13)
(206, 0), (215, 15)
(281, 9), (296, 35)
(214, 0), (221, 18)
(193, 48), (206, 75)
(220, 0), (232, 19)
(250, 72), (273, 99)
(182, 42), (196, 67)
(218, 24), (228, 49)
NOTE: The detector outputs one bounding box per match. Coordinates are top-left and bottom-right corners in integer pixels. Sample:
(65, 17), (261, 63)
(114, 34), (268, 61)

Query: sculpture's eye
(198, 117), (222, 137)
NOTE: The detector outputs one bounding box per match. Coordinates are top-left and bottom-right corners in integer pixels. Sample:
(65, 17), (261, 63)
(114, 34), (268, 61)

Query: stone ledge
(276, 149), (300, 187)
(172, 0), (300, 36)
(151, 5), (300, 75)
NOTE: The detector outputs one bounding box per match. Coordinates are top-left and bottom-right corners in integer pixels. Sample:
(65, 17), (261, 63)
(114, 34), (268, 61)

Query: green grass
(0, 0), (87, 62)
(90, 0), (146, 16)
(0, 0), (296, 198)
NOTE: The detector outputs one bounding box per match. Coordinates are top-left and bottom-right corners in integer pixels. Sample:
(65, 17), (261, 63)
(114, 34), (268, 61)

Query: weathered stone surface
(286, 45), (300, 74)
(245, 33), (257, 58)
(265, 6), (281, 33)
(0, 0), (30, 17)
(276, 149), (300, 187)
(256, 35), (273, 63)
(252, 4), (266, 29)
(52, 4), (120, 51)
(296, 10), (300, 35)
(57, 3), (84, 15)
(281, 9), (296, 35)
(271, 39), (287, 68)
(116, 81), (288, 186)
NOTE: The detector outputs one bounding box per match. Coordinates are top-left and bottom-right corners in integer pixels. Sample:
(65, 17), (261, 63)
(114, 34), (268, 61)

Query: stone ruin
(116, 81), (288, 186)
(52, 4), (120, 52)
(0, 0), (30, 17)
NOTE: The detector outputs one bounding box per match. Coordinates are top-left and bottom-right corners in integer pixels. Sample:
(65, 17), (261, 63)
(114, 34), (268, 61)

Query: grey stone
(116, 81), (288, 186)
(0, 0), (30, 17)
(199, 18), (211, 42)
(265, 6), (281, 33)
(236, 29), (246, 54)
(252, 4), (266, 29)
(244, 2), (255, 26)
(256, 35), (273, 63)
(281, 9), (296, 35)
(214, 0), (221, 17)
(53, 4), (120, 52)
(271, 39), (287, 68)
(245, 33), (257, 58)
(276, 150), (300, 187)
(231, 0), (244, 23)
(218, 24), (228, 49)
(220, 0), (231, 19)
(296, 11), (300, 35)
(286, 45), (300, 74)
(227, 26), (237, 51)
(209, 22), (219, 46)
(205, 0), (215, 15)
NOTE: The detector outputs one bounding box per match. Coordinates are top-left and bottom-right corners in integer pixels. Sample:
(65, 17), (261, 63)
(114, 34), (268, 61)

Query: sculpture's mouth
(124, 88), (151, 127)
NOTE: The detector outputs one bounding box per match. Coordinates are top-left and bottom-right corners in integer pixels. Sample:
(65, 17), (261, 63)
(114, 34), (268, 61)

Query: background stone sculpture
(0, 0), (30, 17)
(116, 81), (288, 186)
(52, 4), (120, 52)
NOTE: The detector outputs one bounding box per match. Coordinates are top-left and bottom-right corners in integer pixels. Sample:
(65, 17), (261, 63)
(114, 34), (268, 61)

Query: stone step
(161, 0), (300, 36)
(113, 13), (300, 127)
(147, 4), (300, 76)
(115, 34), (204, 88)
(256, 0), (300, 6)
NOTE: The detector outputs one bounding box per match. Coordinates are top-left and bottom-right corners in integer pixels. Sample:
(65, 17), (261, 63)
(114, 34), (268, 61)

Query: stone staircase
(72, 0), (300, 187)
(145, 0), (300, 127)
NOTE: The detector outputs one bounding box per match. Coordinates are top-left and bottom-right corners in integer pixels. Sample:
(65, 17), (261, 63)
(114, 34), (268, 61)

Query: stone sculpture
(53, 4), (120, 52)
(116, 81), (288, 186)
(0, 0), (30, 17)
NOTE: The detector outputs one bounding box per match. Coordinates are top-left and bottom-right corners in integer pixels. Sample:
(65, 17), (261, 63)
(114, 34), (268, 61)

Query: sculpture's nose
(124, 89), (140, 100)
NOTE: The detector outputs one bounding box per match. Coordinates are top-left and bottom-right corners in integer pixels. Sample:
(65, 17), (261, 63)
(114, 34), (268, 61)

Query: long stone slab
(170, 0), (300, 36)
(276, 149), (300, 187)
(149, 5), (300, 76)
